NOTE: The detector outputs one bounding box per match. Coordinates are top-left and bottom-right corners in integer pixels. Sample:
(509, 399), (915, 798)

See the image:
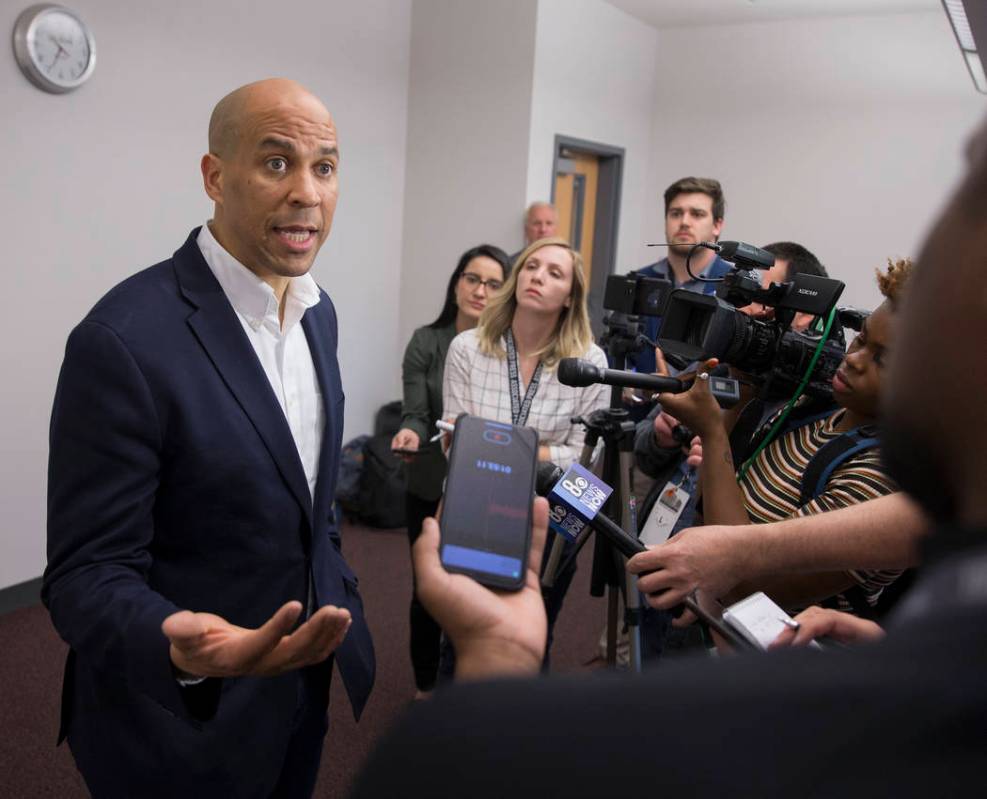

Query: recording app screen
(441, 418), (535, 581)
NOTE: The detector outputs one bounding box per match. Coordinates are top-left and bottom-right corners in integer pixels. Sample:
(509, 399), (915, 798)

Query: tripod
(541, 313), (653, 673)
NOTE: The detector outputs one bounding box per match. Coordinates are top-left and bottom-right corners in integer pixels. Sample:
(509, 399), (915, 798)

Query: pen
(777, 616), (800, 631)
(428, 419), (455, 443)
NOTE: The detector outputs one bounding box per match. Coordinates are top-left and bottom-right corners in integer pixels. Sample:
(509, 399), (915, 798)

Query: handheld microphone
(557, 358), (741, 407)
(557, 358), (684, 393)
(535, 462), (757, 650)
(535, 462), (642, 558)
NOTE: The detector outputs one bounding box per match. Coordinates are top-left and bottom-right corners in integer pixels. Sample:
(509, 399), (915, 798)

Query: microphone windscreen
(535, 461), (565, 496)
(557, 358), (595, 387)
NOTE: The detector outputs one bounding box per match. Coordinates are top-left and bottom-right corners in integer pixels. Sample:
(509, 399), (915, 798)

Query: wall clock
(12, 4), (96, 94)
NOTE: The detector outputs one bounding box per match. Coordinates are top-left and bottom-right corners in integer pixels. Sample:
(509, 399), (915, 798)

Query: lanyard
(505, 329), (543, 426)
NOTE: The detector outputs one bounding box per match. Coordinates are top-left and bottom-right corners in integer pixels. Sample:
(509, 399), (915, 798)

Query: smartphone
(440, 414), (538, 591)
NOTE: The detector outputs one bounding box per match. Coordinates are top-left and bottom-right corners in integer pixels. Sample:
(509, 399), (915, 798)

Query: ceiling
(603, 0), (939, 30)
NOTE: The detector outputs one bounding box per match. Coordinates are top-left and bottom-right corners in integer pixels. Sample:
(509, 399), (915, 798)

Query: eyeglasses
(461, 273), (504, 292)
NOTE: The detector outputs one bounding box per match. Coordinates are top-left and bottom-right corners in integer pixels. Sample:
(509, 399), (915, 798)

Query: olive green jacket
(400, 323), (457, 501)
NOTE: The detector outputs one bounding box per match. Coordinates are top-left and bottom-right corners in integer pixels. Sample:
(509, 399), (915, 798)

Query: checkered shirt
(442, 328), (610, 469)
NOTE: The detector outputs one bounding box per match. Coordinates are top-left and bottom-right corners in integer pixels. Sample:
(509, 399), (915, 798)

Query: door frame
(551, 135), (624, 336)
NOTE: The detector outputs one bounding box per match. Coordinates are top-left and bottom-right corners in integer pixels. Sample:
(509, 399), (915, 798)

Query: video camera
(596, 272), (674, 370)
(657, 241), (854, 401)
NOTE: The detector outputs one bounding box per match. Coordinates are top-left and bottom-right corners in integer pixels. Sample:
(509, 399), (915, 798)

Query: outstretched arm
(629, 493), (927, 610)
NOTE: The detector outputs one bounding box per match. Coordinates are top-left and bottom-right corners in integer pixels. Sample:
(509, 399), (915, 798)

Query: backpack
(336, 434), (371, 516)
(373, 400), (403, 438)
(355, 434), (407, 529)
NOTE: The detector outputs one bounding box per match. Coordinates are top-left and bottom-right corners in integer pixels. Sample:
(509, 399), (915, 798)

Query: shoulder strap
(735, 400), (837, 468)
(798, 425), (881, 506)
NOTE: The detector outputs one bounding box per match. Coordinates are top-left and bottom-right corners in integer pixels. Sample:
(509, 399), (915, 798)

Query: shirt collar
(196, 223), (321, 335)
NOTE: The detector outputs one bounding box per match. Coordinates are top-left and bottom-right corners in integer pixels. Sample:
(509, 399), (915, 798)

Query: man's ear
(711, 217), (725, 240)
(201, 153), (224, 204)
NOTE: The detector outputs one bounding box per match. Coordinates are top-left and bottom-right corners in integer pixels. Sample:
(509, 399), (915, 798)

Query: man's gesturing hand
(412, 497), (550, 680)
(162, 601), (352, 679)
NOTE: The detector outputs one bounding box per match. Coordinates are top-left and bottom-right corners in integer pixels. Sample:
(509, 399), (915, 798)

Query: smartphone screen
(440, 415), (538, 591)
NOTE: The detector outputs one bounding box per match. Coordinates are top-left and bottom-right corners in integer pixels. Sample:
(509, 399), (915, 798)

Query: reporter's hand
(412, 498), (550, 680)
(627, 523), (750, 617)
(657, 358), (724, 439)
(652, 411), (682, 449)
(653, 346), (670, 377)
(391, 428), (421, 463)
(162, 602), (351, 679)
(685, 435), (702, 468)
(768, 606), (885, 650)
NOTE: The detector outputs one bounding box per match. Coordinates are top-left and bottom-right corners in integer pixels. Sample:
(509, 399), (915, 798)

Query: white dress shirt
(197, 224), (325, 500)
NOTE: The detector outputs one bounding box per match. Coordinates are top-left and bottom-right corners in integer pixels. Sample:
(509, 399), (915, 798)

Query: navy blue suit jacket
(43, 230), (375, 796)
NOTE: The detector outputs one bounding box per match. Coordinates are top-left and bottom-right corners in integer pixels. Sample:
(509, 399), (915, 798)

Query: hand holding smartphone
(439, 415), (538, 591)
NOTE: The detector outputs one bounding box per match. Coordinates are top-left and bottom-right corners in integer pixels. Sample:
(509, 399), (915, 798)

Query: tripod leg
(618, 448), (643, 674)
(606, 587), (619, 668)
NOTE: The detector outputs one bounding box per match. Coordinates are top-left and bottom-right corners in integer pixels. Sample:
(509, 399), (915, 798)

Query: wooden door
(553, 153), (599, 282)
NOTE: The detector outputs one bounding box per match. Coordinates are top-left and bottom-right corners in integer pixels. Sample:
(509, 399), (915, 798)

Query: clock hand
(48, 34), (70, 59)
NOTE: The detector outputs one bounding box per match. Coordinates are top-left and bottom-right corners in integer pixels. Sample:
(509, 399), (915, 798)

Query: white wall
(647, 10), (986, 309)
(526, 0), (660, 274)
(397, 0), (538, 347)
(1, 0), (412, 590)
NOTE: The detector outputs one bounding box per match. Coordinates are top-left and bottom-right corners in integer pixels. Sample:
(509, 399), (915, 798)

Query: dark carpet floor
(0, 519), (608, 798)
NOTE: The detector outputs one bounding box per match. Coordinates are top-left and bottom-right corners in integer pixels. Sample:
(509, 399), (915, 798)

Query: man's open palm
(162, 601), (351, 679)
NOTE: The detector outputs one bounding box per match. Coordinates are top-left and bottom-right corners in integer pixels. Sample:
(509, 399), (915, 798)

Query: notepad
(721, 592), (811, 650)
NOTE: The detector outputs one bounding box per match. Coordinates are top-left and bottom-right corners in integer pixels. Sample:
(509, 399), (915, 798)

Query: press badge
(639, 480), (691, 546)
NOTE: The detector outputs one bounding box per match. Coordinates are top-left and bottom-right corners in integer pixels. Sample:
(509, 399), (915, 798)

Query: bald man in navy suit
(44, 79), (374, 798)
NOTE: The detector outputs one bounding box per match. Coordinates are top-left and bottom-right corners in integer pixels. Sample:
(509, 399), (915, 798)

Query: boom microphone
(557, 358), (684, 393)
(705, 240), (775, 271)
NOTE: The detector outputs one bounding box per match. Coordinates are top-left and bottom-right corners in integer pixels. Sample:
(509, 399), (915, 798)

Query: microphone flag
(546, 463), (613, 541)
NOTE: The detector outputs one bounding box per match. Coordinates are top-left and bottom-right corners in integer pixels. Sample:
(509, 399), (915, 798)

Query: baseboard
(0, 576), (42, 615)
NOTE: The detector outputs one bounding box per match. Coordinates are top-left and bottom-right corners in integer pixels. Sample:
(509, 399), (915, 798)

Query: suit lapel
(172, 232), (313, 526)
(302, 302), (343, 524)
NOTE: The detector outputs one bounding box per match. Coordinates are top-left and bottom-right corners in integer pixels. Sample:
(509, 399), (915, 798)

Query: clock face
(13, 4), (96, 93)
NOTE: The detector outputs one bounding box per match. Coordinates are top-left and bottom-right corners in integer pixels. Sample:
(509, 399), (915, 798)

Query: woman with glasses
(391, 243), (510, 697)
(441, 237), (610, 662)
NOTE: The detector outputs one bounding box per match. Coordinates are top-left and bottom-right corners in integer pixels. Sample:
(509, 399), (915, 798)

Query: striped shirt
(741, 407), (901, 611)
(443, 329), (609, 470)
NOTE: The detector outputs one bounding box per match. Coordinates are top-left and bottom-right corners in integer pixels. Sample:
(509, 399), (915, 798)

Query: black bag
(374, 400), (403, 438)
(336, 434), (371, 516)
(355, 434), (407, 529)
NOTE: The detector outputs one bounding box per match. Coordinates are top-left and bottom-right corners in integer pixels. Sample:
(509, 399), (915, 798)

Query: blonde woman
(441, 237), (609, 666)
(443, 237), (608, 468)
